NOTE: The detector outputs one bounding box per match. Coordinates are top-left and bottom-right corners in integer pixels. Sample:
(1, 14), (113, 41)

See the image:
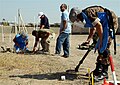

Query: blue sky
(0, 0), (120, 24)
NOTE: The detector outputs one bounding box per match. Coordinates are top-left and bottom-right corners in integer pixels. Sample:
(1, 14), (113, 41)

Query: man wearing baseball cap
(38, 12), (50, 29)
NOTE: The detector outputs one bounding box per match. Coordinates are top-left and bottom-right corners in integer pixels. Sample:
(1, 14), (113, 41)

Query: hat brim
(69, 7), (82, 23)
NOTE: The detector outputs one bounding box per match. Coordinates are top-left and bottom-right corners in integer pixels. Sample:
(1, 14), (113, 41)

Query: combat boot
(92, 63), (104, 82)
(102, 64), (109, 79)
(92, 63), (102, 76)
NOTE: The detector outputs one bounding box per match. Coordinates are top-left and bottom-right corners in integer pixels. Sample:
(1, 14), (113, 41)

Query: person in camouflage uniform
(69, 5), (118, 82)
(32, 29), (55, 53)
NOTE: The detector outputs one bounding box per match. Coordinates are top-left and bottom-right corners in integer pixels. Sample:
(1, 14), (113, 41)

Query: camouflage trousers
(41, 38), (50, 52)
(97, 48), (110, 65)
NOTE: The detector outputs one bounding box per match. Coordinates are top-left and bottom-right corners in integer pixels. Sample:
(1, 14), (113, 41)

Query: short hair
(32, 30), (37, 36)
(19, 31), (27, 37)
(61, 4), (67, 9)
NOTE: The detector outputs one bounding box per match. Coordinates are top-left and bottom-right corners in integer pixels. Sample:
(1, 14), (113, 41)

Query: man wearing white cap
(38, 12), (50, 29)
(69, 6), (118, 82)
(35, 12), (55, 53)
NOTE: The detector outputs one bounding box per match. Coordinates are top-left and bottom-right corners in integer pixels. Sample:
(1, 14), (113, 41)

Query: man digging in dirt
(32, 29), (55, 54)
(69, 5), (118, 82)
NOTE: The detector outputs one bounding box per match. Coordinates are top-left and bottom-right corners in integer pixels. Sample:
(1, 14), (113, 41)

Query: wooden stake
(91, 72), (94, 85)
(2, 25), (4, 42)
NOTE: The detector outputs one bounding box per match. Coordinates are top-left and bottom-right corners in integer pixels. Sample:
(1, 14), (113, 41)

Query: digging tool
(1, 46), (12, 53)
(75, 33), (98, 72)
(1, 46), (5, 51)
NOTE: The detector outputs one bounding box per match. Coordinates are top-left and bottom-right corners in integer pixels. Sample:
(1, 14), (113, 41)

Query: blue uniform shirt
(14, 34), (28, 51)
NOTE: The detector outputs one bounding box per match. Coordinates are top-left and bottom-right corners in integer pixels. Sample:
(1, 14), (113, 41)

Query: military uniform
(32, 29), (55, 53)
(82, 6), (118, 31)
(69, 5), (118, 81)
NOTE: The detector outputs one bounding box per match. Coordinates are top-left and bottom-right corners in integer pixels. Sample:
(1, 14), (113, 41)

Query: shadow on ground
(9, 71), (89, 81)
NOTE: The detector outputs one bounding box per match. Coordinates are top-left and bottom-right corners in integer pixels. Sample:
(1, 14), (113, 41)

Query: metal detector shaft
(75, 43), (94, 72)
(75, 33), (98, 72)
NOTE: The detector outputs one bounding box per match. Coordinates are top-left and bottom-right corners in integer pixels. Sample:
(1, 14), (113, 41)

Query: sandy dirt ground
(0, 29), (120, 85)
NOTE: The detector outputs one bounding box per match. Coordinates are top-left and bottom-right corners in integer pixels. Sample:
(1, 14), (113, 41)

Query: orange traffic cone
(102, 78), (109, 85)
(109, 82), (114, 85)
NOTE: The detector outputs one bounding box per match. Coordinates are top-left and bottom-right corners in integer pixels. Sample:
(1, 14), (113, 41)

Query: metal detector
(66, 33), (98, 72)
(75, 33), (98, 72)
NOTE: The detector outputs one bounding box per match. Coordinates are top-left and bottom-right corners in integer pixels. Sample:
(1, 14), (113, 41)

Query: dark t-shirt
(40, 15), (50, 29)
